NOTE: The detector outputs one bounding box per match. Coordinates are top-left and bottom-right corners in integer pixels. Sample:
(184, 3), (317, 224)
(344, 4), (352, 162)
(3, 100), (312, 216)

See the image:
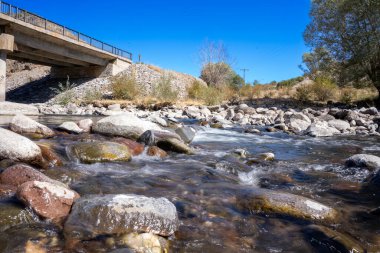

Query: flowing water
(1, 115), (380, 252)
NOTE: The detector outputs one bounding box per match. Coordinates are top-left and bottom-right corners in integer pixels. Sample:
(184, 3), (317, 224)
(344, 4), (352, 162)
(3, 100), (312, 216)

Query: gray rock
(345, 154), (380, 170)
(157, 138), (194, 154)
(57, 122), (82, 134)
(362, 107), (378, 115)
(0, 128), (42, 164)
(77, 119), (93, 132)
(225, 109), (235, 120)
(0, 102), (39, 115)
(9, 114), (54, 138)
(175, 126), (196, 143)
(64, 194), (179, 240)
(92, 113), (161, 140)
(148, 115), (168, 127)
(108, 104), (121, 111)
(306, 121), (340, 137)
(138, 130), (181, 146)
(185, 106), (200, 118)
(328, 119), (350, 132)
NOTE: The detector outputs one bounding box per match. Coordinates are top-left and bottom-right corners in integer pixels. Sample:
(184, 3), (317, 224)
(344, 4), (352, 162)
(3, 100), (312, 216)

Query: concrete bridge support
(0, 33), (14, 101)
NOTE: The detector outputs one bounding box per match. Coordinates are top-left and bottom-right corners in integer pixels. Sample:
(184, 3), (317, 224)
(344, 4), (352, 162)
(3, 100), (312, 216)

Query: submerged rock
(38, 144), (63, 167)
(64, 194), (179, 241)
(345, 154), (380, 170)
(303, 225), (364, 253)
(68, 141), (132, 163)
(112, 137), (145, 156)
(147, 146), (168, 158)
(9, 114), (54, 138)
(237, 189), (337, 221)
(0, 128), (42, 165)
(157, 138), (194, 154)
(57, 121), (83, 134)
(0, 184), (17, 198)
(92, 113), (161, 140)
(0, 201), (34, 232)
(115, 232), (169, 253)
(17, 180), (80, 222)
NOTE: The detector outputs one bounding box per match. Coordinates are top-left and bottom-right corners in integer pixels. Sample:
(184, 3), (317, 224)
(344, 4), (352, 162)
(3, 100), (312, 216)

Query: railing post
(45, 18), (47, 30)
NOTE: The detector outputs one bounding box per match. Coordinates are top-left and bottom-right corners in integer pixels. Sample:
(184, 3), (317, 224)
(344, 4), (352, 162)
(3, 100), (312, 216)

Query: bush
(83, 88), (103, 104)
(202, 86), (224, 105)
(312, 76), (337, 101)
(340, 89), (354, 104)
(50, 76), (76, 106)
(111, 74), (139, 100)
(154, 74), (178, 102)
(239, 84), (254, 99)
(188, 80), (206, 100)
(294, 85), (312, 101)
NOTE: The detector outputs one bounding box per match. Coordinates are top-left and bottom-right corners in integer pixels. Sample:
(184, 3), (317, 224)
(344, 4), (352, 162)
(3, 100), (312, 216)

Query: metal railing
(0, 1), (132, 60)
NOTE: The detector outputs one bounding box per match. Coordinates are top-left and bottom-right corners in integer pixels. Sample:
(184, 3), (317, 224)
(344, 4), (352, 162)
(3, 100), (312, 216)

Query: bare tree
(199, 40), (234, 88)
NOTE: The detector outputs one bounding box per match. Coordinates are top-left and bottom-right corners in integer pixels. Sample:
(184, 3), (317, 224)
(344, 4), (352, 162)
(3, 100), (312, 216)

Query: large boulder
(67, 141), (132, 164)
(9, 114), (54, 138)
(306, 121), (340, 137)
(345, 154), (380, 170)
(92, 113), (161, 140)
(237, 189), (337, 221)
(285, 113), (311, 132)
(17, 180), (80, 222)
(0, 102), (39, 115)
(64, 194), (179, 241)
(0, 128), (42, 164)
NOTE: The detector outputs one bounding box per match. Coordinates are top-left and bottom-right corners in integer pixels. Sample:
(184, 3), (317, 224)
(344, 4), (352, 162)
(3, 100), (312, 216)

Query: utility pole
(240, 68), (249, 84)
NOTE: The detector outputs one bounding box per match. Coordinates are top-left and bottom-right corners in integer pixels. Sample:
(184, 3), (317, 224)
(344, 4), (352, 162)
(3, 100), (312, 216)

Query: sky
(6, 0), (311, 83)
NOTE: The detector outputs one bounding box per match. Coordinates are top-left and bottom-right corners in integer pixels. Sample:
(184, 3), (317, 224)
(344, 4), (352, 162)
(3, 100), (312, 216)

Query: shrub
(294, 85), (312, 102)
(188, 80), (206, 100)
(83, 88), (103, 104)
(340, 89), (354, 104)
(111, 74), (139, 100)
(312, 76), (337, 101)
(154, 74), (178, 102)
(202, 86), (224, 105)
(50, 76), (76, 106)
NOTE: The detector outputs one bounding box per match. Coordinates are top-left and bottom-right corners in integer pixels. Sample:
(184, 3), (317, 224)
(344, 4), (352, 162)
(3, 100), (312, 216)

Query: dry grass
(147, 64), (164, 74)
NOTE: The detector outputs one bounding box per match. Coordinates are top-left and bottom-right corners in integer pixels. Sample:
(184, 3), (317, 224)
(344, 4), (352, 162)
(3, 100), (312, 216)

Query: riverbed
(1, 115), (380, 252)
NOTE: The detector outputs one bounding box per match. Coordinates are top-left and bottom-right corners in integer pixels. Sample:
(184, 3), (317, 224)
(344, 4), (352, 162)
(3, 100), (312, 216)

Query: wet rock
(148, 115), (168, 127)
(175, 126), (196, 143)
(233, 148), (248, 158)
(157, 138), (194, 154)
(303, 225), (364, 253)
(115, 232), (169, 253)
(245, 128), (260, 134)
(0, 164), (66, 188)
(328, 119), (350, 132)
(92, 113), (161, 140)
(68, 141), (132, 164)
(214, 160), (252, 176)
(9, 114), (54, 138)
(64, 194), (179, 241)
(266, 127), (278, 132)
(259, 152), (275, 161)
(17, 180), (80, 222)
(0, 127), (42, 164)
(237, 189), (337, 221)
(345, 154), (380, 170)
(38, 144), (63, 167)
(0, 184), (17, 198)
(286, 113), (311, 132)
(57, 121), (82, 134)
(77, 118), (93, 132)
(147, 146), (167, 158)
(138, 130), (181, 146)
(112, 137), (145, 156)
(0, 201), (34, 232)
(306, 121), (340, 137)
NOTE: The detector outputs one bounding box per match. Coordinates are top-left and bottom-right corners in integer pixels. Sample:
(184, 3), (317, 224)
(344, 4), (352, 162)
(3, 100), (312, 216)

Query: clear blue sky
(7, 0), (311, 83)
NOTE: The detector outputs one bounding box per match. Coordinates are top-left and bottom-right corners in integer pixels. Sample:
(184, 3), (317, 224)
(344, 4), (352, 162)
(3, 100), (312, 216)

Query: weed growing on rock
(50, 76), (77, 106)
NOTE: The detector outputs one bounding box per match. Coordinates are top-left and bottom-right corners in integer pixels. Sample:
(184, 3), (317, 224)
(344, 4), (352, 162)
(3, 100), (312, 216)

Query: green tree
(304, 0), (380, 98)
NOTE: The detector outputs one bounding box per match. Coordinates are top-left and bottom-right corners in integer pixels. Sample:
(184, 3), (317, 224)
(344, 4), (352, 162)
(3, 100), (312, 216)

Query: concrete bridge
(0, 1), (133, 101)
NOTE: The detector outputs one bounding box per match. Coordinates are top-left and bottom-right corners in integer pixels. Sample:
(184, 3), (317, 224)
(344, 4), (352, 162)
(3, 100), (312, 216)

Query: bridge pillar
(0, 33), (14, 101)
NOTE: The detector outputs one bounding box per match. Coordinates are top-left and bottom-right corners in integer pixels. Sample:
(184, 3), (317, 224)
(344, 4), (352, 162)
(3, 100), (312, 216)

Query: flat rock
(68, 141), (132, 164)
(17, 180), (79, 222)
(328, 119), (350, 132)
(345, 154), (380, 170)
(306, 121), (340, 137)
(0, 102), (39, 115)
(237, 189), (337, 221)
(92, 113), (161, 140)
(64, 194), (179, 241)
(9, 114), (54, 138)
(57, 121), (83, 134)
(157, 138), (194, 154)
(0, 127), (42, 164)
(138, 130), (181, 146)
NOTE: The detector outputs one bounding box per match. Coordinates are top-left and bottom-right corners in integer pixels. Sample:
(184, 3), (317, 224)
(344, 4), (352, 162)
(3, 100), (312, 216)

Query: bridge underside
(0, 14), (132, 101)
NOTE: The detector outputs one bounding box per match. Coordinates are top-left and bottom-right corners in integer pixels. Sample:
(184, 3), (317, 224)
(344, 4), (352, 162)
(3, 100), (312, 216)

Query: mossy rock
(0, 201), (35, 232)
(68, 141), (132, 164)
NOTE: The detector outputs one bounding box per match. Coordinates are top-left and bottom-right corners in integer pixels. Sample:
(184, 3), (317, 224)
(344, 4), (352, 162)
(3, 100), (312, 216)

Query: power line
(240, 68), (249, 84)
